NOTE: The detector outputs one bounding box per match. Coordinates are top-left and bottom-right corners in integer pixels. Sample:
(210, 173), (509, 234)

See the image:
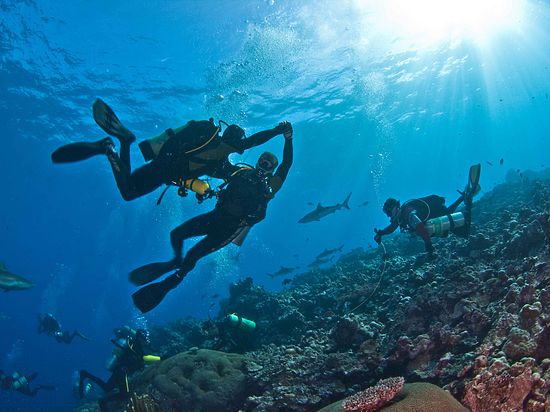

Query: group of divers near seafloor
(1, 98), (481, 410)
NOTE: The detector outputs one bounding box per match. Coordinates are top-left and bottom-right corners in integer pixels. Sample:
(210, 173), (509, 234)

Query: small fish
(316, 244), (344, 259)
(267, 266), (299, 279)
(211, 294), (219, 299)
(307, 202), (314, 206)
(500, 158), (504, 166)
(298, 193), (352, 224)
(0, 262), (34, 292)
(0, 313), (10, 320)
(359, 200), (369, 207)
(516, 169), (521, 173)
(282, 279), (292, 286)
(486, 161), (493, 166)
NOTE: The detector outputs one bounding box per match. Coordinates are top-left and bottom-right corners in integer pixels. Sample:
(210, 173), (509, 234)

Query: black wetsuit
(169, 138), (293, 282)
(378, 194), (470, 252)
(79, 336), (146, 412)
(0, 371), (54, 397)
(108, 124), (286, 201)
(38, 313), (86, 344)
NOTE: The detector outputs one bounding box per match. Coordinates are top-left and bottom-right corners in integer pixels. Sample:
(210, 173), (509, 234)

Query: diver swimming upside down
(130, 125), (294, 313)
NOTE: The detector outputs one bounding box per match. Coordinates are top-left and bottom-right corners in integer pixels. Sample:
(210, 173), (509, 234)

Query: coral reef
(80, 172), (550, 411)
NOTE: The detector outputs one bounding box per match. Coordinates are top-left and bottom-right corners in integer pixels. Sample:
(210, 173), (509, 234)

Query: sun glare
(357, 0), (526, 48)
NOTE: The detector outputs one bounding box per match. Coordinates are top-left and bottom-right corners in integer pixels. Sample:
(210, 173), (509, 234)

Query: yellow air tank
(181, 179), (210, 196)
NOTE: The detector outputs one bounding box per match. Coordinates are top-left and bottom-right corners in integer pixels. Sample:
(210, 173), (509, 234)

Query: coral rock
(463, 364), (535, 411)
(502, 327), (536, 361)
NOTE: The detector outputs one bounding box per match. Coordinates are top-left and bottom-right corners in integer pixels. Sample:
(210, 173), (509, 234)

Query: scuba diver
(0, 370), (55, 397)
(77, 326), (160, 412)
(37, 313), (90, 344)
(374, 164), (481, 258)
(51, 98), (293, 202)
(130, 124), (294, 313)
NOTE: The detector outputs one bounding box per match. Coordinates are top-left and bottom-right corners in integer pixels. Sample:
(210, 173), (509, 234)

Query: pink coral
(342, 377), (404, 412)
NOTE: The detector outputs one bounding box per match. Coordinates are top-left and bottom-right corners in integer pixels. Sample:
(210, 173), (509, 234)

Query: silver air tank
(425, 212), (465, 237)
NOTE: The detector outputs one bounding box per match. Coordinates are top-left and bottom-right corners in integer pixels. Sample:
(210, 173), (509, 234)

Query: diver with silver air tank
(424, 212), (466, 237)
(374, 164), (481, 259)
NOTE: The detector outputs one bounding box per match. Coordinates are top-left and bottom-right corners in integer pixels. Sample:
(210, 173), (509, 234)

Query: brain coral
(132, 349), (253, 412)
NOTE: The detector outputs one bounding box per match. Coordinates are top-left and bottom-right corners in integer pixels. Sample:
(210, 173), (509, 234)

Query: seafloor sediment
(77, 169), (550, 412)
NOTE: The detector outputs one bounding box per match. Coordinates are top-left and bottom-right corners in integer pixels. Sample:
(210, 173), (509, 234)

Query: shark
(0, 262), (34, 292)
(267, 266), (299, 279)
(316, 244), (344, 259)
(298, 193), (352, 223)
(307, 256), (335, 268)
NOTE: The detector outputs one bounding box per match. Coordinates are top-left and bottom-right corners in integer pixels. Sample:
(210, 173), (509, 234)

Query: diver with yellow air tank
(51, 98), (293, 203)
(77, 326), (160, 412)
(130, 124), (294, 313)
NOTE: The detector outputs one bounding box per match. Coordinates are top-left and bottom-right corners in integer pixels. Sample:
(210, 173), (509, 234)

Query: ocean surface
(1, 0), (549, 410)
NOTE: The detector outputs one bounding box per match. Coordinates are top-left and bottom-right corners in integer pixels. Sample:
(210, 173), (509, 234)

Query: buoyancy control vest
(138, 119), (220, 162)
(217, 168), (274, 225)
(398, 195), (447, 230)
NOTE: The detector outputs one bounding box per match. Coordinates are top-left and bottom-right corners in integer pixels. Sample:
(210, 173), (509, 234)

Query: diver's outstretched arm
(237, 122), (291, 152)
(270, 137), (293, 194)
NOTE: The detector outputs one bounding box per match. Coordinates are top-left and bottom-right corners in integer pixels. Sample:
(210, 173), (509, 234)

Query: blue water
(1, 0), (549, 410)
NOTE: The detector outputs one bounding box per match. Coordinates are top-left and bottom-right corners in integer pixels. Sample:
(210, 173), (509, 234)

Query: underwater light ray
(354, 0), (527, 49)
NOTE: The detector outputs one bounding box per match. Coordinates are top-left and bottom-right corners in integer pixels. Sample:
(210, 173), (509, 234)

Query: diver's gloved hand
(374, 228), (383, 244)
(276, 121), (293, 139)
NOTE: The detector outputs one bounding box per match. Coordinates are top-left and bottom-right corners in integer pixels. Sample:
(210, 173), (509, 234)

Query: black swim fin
(92, 98), (136, 143)
(51, 138), (113, 163)
(464, 163), (481, 205)
(132, 274), (181, 313)
(129, 261), (177, 286)
(468, 163), (481, 193)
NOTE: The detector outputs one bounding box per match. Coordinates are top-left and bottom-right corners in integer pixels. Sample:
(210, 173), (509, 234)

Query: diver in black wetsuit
(37, 313), (89, 344)
(51, 98), (293, 202)
(131, 124), (294, 313)
(0, 370), (55, 397)
(374, 164), (481, 258)
(78, 327), (159, 412)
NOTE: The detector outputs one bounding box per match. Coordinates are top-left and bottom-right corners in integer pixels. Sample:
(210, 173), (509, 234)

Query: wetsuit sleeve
(270, 138), (293, 194)
(233, 127), (281, 153)
(379, 220), (399, 235)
